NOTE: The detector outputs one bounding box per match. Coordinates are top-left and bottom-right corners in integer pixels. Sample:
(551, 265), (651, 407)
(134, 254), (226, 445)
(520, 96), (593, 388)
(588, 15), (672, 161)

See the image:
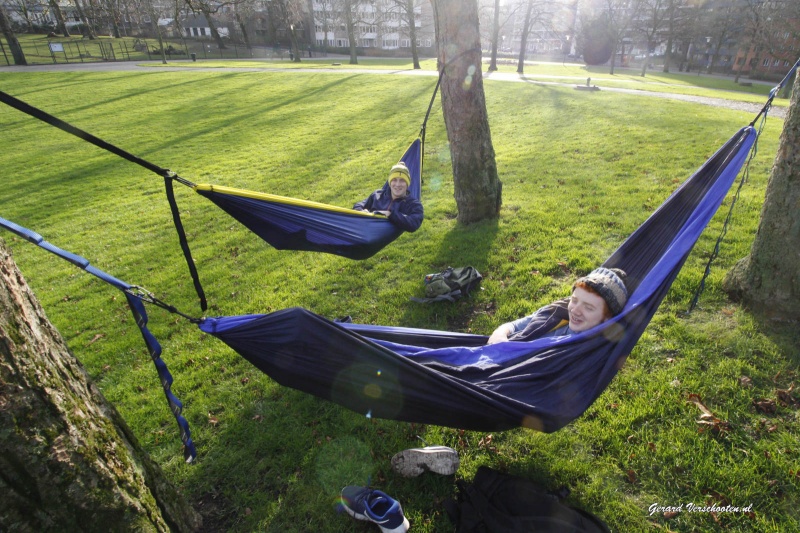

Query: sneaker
(391, 446), (459, 477)
(340, 486), (410, 533)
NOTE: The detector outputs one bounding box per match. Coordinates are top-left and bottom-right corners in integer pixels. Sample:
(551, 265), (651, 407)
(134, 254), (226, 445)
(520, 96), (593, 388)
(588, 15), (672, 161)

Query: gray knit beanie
(574, 267), (628, 316)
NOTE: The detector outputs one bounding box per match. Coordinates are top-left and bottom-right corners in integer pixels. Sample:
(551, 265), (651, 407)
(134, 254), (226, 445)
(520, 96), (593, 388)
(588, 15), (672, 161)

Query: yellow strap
(193, 184), (379, 218)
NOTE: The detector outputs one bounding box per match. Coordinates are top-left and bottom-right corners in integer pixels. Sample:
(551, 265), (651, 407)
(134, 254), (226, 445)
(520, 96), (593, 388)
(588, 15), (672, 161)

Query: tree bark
(432, 0), (502, 224)
(723, 74), (800, 320)
(0, 239), (201, 532)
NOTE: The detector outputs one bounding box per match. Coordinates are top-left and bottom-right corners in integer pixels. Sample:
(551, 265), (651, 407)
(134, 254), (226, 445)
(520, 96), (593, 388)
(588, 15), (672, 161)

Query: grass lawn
(1, 68), (798, 532)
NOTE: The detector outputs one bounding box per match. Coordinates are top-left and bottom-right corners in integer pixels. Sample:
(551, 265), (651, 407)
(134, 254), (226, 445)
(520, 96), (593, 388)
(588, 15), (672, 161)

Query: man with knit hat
(353, 161), (424, 232)
(487, 267), (628, 343)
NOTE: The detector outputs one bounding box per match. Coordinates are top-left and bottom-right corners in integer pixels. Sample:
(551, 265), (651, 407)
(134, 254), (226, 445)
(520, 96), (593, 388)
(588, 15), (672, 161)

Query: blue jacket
(507, 299), (572, 341)
(353, 186), (424, 232)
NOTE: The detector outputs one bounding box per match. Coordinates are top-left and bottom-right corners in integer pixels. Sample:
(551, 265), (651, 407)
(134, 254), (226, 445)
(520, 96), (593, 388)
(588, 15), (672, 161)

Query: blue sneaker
(340, 486), (410, 533)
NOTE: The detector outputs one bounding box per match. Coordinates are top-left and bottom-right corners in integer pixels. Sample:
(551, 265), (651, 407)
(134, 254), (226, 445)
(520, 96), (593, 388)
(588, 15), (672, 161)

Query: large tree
(723, 74), (800, 319)
(0, 239), (201, 532)
(432, 0), (501, 224)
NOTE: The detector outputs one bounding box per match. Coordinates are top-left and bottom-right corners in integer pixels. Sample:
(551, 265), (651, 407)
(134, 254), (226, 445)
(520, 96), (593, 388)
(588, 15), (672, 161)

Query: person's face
(567, 286), (608, 332)
(389, 177), (409, 199)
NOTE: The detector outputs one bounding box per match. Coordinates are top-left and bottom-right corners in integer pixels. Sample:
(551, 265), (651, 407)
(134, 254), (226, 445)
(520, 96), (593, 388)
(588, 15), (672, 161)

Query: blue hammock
(192, 138), (422, 260)
(1, 125), (759, 449)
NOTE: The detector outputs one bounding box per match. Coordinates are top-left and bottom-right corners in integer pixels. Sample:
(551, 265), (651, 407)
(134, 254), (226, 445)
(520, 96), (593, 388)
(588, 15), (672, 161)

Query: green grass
(1, 69), (798, 532)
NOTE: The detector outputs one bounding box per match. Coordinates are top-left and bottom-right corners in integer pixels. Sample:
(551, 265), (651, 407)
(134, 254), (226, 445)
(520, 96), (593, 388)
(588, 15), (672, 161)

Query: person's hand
(487, 326), (510, 345)
(375, 210), (391, 216)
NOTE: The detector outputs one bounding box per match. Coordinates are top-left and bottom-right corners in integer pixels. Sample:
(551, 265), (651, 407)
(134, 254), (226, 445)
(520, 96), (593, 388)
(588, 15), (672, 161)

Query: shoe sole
(391, 446), (459, 477)
(342, 502), (410, 533)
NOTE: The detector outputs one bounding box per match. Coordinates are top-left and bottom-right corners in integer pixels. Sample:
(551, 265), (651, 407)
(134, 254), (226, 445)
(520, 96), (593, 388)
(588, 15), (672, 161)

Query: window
(785, 60), (791, 67)
(762, 58), (770, 66)
(773, 58), (780, 66)
(383, 39), (398, 48)
(336, 39), (348, 47)
(400, 39), (410, 48)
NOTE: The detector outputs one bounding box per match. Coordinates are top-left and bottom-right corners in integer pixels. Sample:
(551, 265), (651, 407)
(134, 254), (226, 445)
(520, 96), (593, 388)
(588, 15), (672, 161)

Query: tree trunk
(516, 0), (535, 74)
(73, 0), (97, 39)
(406, 0), (420, 69)
(0, 7), (27, 66)
(487, 0), (500, 72)
(723, 74), (800, 320)
(48, 0), (70, 37)
(0, 239), (201, 532)
(345, 0), (358, 65)
(432, 0), (502, 224)
(236, 12), (252, 50)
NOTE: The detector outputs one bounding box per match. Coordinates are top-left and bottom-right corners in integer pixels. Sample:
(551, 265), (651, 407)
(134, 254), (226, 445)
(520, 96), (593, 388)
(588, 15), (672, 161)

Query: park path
(1, 59), (787, 119)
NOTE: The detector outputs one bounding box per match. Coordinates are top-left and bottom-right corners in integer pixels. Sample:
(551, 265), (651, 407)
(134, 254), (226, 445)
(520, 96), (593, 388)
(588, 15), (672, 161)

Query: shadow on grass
(399, 216), (500, 333)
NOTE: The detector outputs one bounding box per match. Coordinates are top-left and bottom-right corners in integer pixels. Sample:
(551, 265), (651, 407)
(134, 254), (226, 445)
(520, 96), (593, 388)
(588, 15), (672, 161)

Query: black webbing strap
(165, 177), (207, 311)
(417, 72), (442, 184)
(0, 89), (206, 311)
(0, 89), (172, 177)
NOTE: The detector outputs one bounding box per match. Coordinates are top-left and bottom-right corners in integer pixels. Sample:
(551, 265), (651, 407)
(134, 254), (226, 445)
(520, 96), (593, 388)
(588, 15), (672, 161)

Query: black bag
(444, 466), (610, 533)
(411, 266), (483, 303)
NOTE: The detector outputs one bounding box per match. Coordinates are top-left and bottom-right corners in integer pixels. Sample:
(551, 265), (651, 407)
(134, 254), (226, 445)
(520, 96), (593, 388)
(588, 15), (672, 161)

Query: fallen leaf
(626, 469), (637, 483)
(753, 399), (777, 414)
(87, 333), (105, 346)
(208, 414), (220, 426)
(687, 394), (714, 417)
(739, 376), (753, 388)
(776, 384), (798, 407)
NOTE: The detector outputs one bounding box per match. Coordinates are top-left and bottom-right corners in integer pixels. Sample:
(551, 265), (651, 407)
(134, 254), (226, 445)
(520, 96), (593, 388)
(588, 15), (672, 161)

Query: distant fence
(0, 36), (299, 67)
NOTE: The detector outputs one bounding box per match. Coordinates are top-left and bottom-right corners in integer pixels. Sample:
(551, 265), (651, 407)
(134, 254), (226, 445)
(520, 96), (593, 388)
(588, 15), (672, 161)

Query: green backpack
(411, 266), (483, 303)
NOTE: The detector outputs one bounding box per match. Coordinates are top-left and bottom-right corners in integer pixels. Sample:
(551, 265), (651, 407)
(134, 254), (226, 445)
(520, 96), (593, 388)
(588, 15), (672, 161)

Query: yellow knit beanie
(388, 162), (411, 186)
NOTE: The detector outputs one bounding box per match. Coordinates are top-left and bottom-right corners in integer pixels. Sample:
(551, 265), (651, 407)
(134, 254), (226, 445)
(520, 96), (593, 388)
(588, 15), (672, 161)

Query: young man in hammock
(487, 267), (628, 344)
(353, 161), (424, 232)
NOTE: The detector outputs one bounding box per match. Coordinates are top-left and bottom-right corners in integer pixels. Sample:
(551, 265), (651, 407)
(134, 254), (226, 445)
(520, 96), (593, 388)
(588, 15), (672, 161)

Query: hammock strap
(164, 176), (207, 311)
(0, 89), (190, 182)
(0, 89), (206, 308)
(420, 71), (442, 142)
(750, 56), (800, 126)
(688, 109), (768, 312)
(0, 216), (198, 462)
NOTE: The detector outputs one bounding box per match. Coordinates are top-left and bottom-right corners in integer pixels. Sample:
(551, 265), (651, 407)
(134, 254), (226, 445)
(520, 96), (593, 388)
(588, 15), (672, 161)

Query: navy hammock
(0, 81), (438, 310)
(1, 123), (760, 444)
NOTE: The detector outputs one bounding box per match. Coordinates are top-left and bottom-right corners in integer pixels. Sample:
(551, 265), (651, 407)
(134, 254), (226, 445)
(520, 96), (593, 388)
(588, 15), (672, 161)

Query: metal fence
(0, 36), (298, 67)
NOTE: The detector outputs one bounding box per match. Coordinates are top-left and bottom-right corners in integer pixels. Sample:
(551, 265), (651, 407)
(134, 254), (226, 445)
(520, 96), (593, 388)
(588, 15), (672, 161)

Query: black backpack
(444, 466), (610, 533)
(411, 266), (483, 303)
